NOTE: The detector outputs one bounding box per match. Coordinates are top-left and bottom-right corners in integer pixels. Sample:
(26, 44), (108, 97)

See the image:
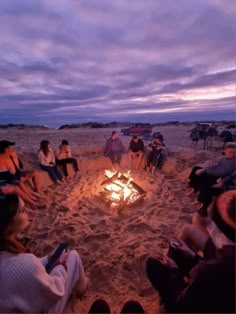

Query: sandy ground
(0, 125), (222, 313)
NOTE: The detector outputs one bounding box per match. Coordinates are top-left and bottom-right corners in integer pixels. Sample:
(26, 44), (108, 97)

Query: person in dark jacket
(146, 135), (166, 173)
(189, 144), (235, 190)
(104, 131), (124, 165)
(146, 190), (235, 313)
(197, 170), (236, 215)
(128, 136), (144, 169)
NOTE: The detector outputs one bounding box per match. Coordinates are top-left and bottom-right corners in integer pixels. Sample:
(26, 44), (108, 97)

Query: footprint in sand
(125, 222), (157, 234)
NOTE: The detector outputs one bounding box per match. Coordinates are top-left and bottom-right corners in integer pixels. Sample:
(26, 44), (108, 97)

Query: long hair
(39, 140), (50, 157)
(0, 194), (25, 254)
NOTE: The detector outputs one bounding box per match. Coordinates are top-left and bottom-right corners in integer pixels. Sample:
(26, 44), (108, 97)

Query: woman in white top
(0, 194), (87, 313)
(38, 140), (64, 185)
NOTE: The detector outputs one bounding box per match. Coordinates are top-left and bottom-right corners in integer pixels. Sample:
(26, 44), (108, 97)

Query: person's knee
(179, 224), (193, 240)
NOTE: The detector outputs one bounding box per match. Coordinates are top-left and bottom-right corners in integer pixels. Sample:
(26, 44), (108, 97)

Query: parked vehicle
(121, 123), (152, 136)
(217, 123), (236, 138)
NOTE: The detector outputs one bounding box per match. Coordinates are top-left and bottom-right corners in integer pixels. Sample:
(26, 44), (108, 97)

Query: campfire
(100, 170), (146, 209)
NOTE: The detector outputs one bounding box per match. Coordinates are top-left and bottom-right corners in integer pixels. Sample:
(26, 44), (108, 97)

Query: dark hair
(62, 140), (69, 145)
(112, 131), (117, 136)
(39, 140), (50, 156)
(0, 194), (19, 250)
(225, 144), (236, 150)
(133, 135), (138, 139)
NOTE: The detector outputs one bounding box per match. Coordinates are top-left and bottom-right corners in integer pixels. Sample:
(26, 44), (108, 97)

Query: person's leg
(146, 258), (185, 312)
(18, 181), (37, 202)
(188, 166), (203, 191)
(178, 224), (208, 253)
(40, 165), (58, 183)
(147, 151), (154, 168)
(128, 151), (133, 168)
(49, 250), (87, 314)
(70, 158), (79, 172)
(116, 152), (122, 165)
(1, 184), (36, 206)
(52, 165), (63, 181)
(56, 159), (68, 177)
(136, 152), (143, 170)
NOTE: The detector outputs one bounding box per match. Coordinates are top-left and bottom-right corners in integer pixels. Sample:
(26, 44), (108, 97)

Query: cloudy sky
(0, 0), (235, 127)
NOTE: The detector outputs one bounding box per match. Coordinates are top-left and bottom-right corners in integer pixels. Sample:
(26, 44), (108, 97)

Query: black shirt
(129, 139), (144, 153)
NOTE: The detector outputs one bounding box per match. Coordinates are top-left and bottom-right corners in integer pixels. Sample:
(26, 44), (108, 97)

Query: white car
(217, 124), (236, 137)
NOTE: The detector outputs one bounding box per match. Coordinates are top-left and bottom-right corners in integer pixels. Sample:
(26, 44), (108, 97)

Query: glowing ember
(100, 170), (146, 209)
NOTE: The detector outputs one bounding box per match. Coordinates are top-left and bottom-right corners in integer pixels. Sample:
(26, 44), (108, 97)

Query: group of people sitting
(0, 139), (79, 208)
(104, 131), (167, 172)
(0, 137), (235, 313)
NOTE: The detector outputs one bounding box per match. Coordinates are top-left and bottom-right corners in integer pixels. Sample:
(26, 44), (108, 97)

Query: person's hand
(196, 169), (205, 175)
(175, 240), (196, 258)
(196, 215), (212, 229)
(159, 255), (178, 268)
(1, 184), (15, 194)
(212, 182), (223, 188)
(58, 249), (70, 264)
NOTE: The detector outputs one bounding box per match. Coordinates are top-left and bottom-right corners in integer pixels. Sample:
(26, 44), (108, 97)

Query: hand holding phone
(45, 243), (68, 273)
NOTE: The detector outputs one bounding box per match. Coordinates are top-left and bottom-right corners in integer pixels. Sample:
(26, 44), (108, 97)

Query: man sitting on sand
(55, 140), (79, 177)
(146, 135), (166, 173)
(0, 140), (41, 200)
(128, 136), (144, 169)
(189, 143), (235, 215)
(104, 131), (124, 165)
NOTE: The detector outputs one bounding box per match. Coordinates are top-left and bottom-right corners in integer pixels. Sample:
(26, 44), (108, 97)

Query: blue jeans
(40, 164), (63, 183)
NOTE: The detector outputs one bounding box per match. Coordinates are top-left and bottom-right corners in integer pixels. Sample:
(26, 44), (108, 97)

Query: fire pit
(100, 170), (146, 209)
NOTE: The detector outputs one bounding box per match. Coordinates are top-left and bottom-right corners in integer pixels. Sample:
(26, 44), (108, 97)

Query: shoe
(88, 299), (110, 313)
(121, 300), (144, 313)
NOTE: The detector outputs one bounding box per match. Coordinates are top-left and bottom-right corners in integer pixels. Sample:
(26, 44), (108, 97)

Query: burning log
(100, 170), (146, 209)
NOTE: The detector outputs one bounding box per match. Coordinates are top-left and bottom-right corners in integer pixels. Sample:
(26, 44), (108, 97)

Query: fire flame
(103, 170), (140, 207)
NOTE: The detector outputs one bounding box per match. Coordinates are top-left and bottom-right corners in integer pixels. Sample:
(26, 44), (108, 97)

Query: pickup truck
(121, 123), (153, 136)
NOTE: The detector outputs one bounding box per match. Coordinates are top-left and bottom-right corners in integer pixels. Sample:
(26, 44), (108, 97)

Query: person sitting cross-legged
(55, 140), (79, 178)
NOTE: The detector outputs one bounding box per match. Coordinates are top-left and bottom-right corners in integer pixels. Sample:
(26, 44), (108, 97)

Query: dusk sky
(0, 0), (235, 127)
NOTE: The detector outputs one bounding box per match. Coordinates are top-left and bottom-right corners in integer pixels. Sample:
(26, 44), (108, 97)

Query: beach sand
(0, 125), (222, 313)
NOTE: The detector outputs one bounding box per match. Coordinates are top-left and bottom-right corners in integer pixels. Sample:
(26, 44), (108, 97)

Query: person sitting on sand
(0, 194), (88, 313)
(128, 136), (144, 169)
(104, 131), (124, 165)
(0, 140), (41, 193)
(38, 140), (65, 185)
(55, 140), (79, 177)
(146, 190), (235, 313)
(146, 135), (166, 173)
(189, 144), (235, 215)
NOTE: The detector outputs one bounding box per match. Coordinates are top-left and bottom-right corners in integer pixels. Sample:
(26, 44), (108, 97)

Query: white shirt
(38, 149), (55, 166)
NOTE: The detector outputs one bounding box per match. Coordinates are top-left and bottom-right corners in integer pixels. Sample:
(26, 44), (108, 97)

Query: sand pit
(25, 167), (199, 313)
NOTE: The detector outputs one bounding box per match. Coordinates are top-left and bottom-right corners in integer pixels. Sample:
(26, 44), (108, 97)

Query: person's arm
(38, 151), (51, 166)
(174, 261), (221, 313)
(67, 147), (72, 158)
(54, 148), (61, 160)
(104, 139), (110, 155)
(50, 149), (56, 164)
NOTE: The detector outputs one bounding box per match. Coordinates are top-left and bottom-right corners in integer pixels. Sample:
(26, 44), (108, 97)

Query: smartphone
(45, 243), (68, 273)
